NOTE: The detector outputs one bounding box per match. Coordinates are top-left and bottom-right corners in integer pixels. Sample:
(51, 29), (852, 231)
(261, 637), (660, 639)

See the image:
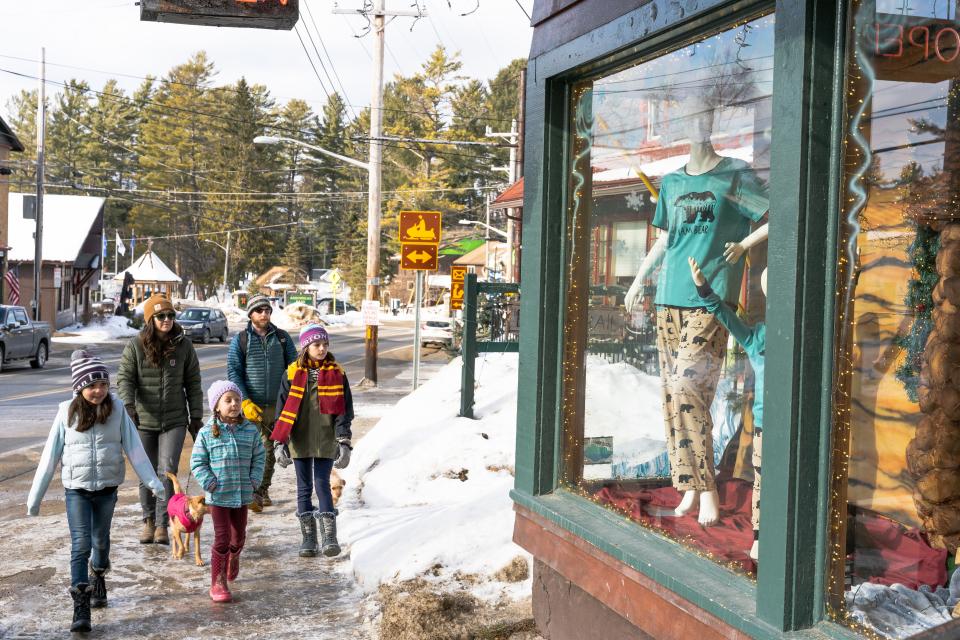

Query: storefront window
(560, 13), (774, 574)
(833, 2), (960, 636)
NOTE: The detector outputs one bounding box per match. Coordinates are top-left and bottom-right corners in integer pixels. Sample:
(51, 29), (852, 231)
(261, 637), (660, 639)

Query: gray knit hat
(246, 294), (272, 316)
(71, 350), (109, 394)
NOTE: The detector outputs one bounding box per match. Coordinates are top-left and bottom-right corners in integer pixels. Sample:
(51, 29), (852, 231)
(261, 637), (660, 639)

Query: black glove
(125, 404), (140, 427)
(188, 418), (203, 440)
(333, 441), (352, 470)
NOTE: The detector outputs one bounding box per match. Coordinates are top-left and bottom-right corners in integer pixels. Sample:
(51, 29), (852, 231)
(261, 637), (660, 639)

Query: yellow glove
(242, 399), (263, 422)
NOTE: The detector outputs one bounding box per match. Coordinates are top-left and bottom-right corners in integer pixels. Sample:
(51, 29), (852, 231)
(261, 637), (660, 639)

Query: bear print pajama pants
(655, 306), (728, 492)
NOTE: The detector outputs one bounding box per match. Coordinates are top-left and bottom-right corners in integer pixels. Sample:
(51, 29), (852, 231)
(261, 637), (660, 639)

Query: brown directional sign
(400, 244), (439, 271)
(140, 0), (299, 30)
(450, 265), (467, 310)
(399, 210), (442, 245)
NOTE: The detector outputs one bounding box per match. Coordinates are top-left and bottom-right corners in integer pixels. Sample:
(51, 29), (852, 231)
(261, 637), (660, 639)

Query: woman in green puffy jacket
(117, 294), (203, 545)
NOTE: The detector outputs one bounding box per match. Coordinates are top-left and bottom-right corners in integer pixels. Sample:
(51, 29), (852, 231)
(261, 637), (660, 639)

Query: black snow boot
(89, 563), (108, 608)
(298, 512), (318, 557)
(69, 583), (92, 632)
(317, 511), (341, 557)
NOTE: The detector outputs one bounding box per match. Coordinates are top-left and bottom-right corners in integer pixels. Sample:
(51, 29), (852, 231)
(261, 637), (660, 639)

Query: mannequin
(690, 258), (766, 559)
(624, 100), (769, 526)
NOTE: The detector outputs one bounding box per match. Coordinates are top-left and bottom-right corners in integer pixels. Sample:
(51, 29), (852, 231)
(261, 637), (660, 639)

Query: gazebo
(114, 248), (181, 306)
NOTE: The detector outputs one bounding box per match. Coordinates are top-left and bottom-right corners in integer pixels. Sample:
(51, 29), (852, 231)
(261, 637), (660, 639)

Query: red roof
(491, 178), (524, 209)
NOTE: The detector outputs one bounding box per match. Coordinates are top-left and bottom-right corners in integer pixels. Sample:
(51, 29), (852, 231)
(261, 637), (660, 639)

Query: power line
(303, 1), (359, 121)
(293, 23), (333, 101)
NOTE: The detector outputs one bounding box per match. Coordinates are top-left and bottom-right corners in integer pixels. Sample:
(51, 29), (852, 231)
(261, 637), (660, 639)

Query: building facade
(513, 1), (960, 638)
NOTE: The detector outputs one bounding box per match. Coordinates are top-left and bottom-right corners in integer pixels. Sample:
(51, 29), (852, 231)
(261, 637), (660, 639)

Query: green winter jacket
(117, 325), (204, 432)
(273, 363), (354, 459)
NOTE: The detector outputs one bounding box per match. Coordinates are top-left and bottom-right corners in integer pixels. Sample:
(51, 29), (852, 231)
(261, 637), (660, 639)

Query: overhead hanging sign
(140, 0), (299, 30)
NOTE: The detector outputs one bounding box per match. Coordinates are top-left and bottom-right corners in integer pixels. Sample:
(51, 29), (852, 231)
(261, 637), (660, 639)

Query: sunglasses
(251, 306), (273, 315)
(153, 312), (176, 321)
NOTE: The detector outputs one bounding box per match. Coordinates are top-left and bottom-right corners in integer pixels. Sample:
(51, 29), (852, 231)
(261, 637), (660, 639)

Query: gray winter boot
(317, 511), (341, 557)
(69, 583), (92, 632)
(298, 512), (318, 557)
(89, 562), (108, 608)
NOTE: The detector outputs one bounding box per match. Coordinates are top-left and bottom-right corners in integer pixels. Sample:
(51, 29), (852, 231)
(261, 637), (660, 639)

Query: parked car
(317, 298), (357, 315)
(177, 308), (229, 344)
(0, 305), (52, 371)
(420, 319), (454, 348)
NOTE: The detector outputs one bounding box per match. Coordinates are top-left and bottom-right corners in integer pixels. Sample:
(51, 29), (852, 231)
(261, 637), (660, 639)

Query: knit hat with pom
(299, 323), (329, 350)
(71, 350), (109, 394)
(207, 379), (242, 414)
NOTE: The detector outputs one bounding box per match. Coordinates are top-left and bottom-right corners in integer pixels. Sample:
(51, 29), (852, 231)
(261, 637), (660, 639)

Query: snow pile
(322, 310), (363, 326)
(339, 353), (528, 601)
(53, 315), (139, 343)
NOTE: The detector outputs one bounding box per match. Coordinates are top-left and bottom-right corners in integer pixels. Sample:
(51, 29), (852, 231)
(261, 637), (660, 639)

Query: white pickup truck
(0, 305), (52, 371)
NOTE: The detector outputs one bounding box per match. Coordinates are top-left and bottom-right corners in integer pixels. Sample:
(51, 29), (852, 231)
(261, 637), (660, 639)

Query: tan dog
(165, 472), (207, 566)
(330, 468), (346, 506)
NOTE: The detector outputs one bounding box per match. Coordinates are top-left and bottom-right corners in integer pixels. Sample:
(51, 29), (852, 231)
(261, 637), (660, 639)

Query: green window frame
(510, 0), (862, 636)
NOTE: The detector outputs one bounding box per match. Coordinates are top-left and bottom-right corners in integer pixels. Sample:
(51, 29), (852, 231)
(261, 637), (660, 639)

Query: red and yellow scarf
(270, 355), (345, 443)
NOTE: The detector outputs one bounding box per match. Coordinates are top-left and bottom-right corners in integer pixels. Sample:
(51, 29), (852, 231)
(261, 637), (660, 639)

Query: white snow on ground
(322, 310), (363, 326)
(337, 352), (668, 602)
(53, 315), (139, 343)
(338, 352), (529, 602)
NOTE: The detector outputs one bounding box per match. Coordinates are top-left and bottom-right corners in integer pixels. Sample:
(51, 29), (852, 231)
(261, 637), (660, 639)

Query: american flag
(4, 266), (20, 305)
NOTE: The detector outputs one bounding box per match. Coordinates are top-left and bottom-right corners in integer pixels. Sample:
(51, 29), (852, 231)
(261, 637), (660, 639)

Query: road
(0, 323), (418, 456)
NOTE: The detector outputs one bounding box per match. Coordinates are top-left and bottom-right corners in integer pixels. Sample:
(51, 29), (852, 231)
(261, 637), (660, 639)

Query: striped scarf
(270, 355), (345, 443)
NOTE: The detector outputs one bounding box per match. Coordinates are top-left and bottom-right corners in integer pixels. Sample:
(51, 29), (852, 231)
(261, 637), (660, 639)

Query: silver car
(177, 308), (229, 344)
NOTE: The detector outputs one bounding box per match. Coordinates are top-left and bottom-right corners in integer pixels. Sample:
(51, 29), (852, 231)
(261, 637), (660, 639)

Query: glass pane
(833, 4), (960, 636)
(561, 13), (774, 575)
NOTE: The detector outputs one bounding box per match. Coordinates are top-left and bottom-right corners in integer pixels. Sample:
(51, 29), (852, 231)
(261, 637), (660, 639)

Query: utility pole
(485, 119), (519, 283)
(32, 48), (45, 321)
(223, 230), (231, 296)
(333, 0), (423, 387)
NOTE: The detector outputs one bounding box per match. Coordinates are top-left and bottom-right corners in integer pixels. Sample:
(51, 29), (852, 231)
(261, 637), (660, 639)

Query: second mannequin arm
(723, 222), (768, 264)
(625, 234), (667, 312)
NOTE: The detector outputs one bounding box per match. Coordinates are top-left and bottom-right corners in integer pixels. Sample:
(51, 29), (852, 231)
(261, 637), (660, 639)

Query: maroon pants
(208, 505), (247, 555)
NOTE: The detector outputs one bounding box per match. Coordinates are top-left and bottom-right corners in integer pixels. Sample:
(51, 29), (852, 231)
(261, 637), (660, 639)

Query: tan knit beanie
(143, 293), (175, 323)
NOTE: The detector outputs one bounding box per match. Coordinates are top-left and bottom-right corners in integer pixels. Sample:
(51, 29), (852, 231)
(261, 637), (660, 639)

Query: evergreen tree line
(4, 48), (524, 300)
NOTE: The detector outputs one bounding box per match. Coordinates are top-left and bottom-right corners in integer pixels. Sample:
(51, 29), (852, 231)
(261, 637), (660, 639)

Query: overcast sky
(0, 0), (533, 122)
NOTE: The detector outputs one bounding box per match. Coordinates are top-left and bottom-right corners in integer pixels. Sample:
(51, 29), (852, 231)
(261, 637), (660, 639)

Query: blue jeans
(65, 487), (118, 587)
(293, 458), (334, 515)
(137, 426), (186, 526)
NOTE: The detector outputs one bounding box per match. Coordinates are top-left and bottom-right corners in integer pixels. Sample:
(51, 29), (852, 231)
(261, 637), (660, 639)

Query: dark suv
(177, 308), (229, 344)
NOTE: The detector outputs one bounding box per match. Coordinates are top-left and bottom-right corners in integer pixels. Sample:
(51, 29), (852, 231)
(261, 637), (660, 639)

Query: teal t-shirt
(652, 157), (769, 307)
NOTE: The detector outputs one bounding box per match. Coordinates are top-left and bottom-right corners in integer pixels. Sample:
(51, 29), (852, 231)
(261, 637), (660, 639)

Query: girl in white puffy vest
(27, 350), (165, 633)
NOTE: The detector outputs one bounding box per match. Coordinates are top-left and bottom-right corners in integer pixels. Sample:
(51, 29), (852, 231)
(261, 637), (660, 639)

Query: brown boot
(154, 525), (169, 545)
(259, 489), (272, 507)
(139, 518), (155, 544)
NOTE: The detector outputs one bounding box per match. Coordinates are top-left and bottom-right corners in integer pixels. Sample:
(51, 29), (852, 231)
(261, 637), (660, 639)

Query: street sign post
(450, 265), (466, 311)
(140, 0), (299, 29)
(398, 210), (442, 390)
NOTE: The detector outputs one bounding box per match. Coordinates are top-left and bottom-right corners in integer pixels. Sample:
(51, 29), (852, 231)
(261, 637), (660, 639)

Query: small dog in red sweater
(166, 472), (207, 566)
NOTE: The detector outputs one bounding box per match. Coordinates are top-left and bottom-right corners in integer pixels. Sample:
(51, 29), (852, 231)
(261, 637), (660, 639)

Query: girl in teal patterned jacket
(190, 380), (265, 603)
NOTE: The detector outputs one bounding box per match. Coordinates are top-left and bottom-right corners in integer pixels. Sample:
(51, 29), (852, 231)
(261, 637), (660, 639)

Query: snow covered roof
(7, 193), (104, 262)
(114, 250), (182, 283)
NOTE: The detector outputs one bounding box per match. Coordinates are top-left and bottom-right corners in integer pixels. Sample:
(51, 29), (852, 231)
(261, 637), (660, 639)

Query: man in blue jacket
(226, 294), (297, 508)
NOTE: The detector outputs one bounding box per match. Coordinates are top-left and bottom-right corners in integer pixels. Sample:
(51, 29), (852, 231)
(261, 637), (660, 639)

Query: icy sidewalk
(0, 448), (374, 639)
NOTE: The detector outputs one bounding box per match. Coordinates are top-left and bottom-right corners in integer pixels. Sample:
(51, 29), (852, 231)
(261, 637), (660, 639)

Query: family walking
(26, 294), (355, 633)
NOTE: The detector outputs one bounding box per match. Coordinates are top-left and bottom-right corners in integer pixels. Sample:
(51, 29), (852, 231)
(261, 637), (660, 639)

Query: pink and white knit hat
(299, 324), (329, 350)
(71, 350), (109, 394)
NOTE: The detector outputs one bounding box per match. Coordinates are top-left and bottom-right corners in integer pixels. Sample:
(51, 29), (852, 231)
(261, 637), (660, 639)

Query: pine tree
(46, 79), (92, 193)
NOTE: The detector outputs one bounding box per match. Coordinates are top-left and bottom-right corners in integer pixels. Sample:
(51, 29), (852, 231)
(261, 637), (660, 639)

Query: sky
(0, 0), (534, 122)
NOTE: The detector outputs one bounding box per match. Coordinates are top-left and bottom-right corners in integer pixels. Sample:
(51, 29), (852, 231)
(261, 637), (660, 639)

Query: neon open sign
(140, 0), (299, 30)
(874, 21), (960, 63)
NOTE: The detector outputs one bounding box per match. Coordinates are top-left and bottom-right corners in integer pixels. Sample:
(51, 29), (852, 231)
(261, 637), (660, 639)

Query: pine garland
(895, 223), (940, 402)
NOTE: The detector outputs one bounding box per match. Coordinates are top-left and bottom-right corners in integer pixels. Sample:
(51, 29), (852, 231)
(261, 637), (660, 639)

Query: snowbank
(53, 315), (139, 343)
(338, 353), (529, 602)
(322, 310), (363, 327)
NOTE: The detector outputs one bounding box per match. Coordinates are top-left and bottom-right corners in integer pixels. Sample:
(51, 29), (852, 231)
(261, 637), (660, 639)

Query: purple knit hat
(299, 323), (329, 350)
(207, 380), (242, 414)
(71, 350), (109, 394)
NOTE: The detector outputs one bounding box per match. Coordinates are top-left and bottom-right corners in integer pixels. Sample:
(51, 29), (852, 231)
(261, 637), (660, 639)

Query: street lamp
(254, 134), (382, 386)
(458, 219), (509, 239)
(203, 231), (230, 300)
